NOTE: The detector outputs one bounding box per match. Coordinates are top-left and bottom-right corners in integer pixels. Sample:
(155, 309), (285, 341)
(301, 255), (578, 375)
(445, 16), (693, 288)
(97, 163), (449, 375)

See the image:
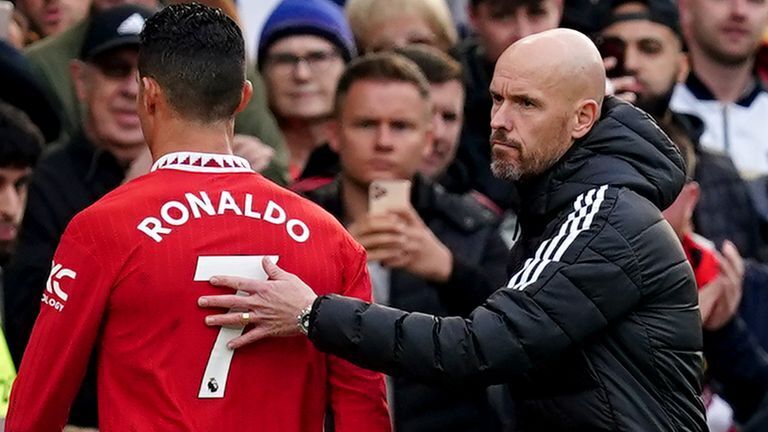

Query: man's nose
(0, 186), (22, 222)
(374, 124), (395, 150)
(490, 102), (513, 132)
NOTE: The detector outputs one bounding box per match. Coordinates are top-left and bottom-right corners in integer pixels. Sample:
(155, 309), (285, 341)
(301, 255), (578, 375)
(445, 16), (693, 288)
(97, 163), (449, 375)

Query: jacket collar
(685, 70), (765, 107)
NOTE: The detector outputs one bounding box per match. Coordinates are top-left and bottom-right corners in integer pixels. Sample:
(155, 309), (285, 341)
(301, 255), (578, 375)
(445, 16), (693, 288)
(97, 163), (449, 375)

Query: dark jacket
(3, 131), (124, 427)
(306, 97), (707, 431)
(669, 113), (766, 261)
(301, 175), (509, 431)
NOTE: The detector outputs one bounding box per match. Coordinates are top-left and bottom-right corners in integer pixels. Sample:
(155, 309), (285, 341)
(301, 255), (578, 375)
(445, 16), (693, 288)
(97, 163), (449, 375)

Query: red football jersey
(6, 152), (390, 432)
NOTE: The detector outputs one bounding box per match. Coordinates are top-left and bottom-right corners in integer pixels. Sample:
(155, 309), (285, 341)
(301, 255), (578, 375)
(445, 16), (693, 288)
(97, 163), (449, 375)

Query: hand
(198, 257), (317, 349)
(349, 206), (452, 282)
(603, 57), (639, 104)
(702, 241), (744, 330)
(232, 134), (274, 173)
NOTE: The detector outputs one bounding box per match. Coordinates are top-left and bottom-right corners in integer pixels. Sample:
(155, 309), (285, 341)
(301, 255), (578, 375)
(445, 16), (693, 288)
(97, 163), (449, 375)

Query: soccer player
(5, 4), (390, 431)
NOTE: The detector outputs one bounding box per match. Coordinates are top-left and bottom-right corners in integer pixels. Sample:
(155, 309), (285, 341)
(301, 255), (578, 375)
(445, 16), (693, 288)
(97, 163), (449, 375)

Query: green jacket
(25, 19), (289, 185)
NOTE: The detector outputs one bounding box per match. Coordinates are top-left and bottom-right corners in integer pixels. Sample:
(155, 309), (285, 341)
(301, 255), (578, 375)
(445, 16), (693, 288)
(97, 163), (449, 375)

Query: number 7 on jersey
(193, 255), (278, 398)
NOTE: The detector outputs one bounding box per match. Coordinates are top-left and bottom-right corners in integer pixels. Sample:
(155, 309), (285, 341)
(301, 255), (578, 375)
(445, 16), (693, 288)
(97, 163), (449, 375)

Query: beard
(635, 85), (676, 119)
(489, 123), (572, 182)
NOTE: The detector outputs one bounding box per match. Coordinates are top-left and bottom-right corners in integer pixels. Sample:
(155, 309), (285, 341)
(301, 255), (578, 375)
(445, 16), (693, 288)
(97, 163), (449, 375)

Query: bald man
(199, 29), (707, 431)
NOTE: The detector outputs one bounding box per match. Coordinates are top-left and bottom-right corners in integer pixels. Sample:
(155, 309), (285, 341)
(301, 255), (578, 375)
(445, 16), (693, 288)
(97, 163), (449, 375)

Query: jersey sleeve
(5, 219), (115, 432)
(327, 238), (391, 432)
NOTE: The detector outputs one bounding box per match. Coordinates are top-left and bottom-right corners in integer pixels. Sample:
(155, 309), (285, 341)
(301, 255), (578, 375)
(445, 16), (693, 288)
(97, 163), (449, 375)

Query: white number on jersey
(193, 255), (278, 398)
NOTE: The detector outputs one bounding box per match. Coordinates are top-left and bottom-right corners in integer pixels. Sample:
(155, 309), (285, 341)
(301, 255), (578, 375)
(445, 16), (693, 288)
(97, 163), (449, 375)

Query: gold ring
(240, 312), (251, 325)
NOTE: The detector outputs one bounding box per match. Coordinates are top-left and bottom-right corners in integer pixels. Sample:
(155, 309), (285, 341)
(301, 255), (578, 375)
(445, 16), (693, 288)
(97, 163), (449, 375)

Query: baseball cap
(258, 0), (356, 67)
(80, 4), (155, 60)
(601, 0), (682, 38)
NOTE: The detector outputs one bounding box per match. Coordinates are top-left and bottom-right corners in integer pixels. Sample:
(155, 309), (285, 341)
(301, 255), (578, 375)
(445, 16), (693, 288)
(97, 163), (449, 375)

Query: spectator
(24, 0), (289, 184)
(0, 101), (43, 422)
(298, 52), (508, 432)
(15, 0), (90, 41)
(201, 29), (707, 431)
(345, 0), (458, 53)
(3, 6), (152, 428)
(457, 0), (562, 210)
(257, 0), (354, 182)
(672, 0), (768, 178)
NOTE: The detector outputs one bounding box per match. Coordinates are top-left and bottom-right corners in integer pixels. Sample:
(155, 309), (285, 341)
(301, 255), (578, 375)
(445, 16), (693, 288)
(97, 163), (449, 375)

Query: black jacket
(3, 131), (125, 427)
(301, 175), (509, 431)
(306, 97), (707, 431)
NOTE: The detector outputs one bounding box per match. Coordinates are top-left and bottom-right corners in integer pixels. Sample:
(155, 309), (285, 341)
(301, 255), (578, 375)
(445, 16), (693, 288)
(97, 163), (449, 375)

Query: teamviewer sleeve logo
(42, 262), (76, 312)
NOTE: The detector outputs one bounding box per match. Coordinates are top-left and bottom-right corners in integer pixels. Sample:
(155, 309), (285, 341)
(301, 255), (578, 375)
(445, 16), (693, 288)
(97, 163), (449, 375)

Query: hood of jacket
(516, 96), (686, 221)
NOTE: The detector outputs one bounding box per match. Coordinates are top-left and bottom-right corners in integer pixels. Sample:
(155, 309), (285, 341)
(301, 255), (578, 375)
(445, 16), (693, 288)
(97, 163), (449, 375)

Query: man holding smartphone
(295, 52), (509, 431)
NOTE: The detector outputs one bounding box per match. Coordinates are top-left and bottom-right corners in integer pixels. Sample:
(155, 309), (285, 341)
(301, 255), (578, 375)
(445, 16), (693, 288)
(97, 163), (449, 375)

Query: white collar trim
(151, 152), (254, 173)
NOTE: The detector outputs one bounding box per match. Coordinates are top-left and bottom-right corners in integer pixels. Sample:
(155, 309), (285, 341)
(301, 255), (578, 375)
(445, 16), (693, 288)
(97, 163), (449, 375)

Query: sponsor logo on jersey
(41, 262), (76, 312)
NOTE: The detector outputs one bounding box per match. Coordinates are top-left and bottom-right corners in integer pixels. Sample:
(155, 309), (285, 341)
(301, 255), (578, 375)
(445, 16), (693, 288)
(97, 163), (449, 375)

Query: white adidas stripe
(507, 185), (609, 291)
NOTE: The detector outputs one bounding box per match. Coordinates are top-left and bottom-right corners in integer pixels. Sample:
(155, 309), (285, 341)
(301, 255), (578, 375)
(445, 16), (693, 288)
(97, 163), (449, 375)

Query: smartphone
(368, 180), (411, 214)
(596, 35), (626, 78)
(0, 1), (12, 43)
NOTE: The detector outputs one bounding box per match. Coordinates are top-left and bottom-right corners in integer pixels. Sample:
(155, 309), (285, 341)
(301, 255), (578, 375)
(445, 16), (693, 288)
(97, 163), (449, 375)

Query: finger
(198, 294), (251, 309)
(228, 326), (273, 349)
(366, 248), (402, 263)
(204, 312), (253, 328)
(357, 233), (404, 250)
(263, 256), (289, 280)
(721, 241), (745, 276)
(616, 92), (637, 104)
(208, 275), (261, 293)
(610, 76), (640, 93)
(603, 56), (617, 70)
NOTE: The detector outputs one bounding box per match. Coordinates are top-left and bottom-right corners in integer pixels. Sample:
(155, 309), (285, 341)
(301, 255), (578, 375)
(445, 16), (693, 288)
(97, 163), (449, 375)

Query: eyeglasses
(265, 50), (341, 75)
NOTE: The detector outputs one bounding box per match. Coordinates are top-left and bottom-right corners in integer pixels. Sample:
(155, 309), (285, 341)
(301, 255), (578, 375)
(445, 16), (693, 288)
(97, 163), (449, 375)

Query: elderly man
(200, 29), (707, 431)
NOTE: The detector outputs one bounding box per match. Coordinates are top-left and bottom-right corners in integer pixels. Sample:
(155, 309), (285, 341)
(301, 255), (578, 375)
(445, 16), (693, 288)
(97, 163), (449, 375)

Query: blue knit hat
(258, 0), (356, 67)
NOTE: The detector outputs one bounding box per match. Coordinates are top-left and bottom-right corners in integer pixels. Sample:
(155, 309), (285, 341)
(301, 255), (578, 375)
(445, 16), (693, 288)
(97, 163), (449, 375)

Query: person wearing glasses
(257, 0), (355, 182)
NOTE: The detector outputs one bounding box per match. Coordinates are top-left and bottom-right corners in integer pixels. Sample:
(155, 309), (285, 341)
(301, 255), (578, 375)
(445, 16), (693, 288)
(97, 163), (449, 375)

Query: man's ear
(682, 181), (700, 219)
(572, 99), (600, 140)
(234, 80), (253, 115)
(70, 60), (88, 103)
(140, 76), (162, 117)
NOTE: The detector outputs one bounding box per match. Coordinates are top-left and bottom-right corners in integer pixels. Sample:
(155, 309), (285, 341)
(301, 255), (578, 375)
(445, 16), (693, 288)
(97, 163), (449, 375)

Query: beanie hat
(258, 0), (356, 67)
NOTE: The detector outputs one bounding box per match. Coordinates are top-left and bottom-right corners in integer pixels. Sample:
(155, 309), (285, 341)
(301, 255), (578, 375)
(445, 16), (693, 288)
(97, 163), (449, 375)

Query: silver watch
(297, 304), (313, 335)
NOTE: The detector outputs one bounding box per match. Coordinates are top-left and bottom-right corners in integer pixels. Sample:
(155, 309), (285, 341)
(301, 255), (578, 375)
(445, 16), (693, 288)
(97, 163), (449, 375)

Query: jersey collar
(151, 152), (254, 173)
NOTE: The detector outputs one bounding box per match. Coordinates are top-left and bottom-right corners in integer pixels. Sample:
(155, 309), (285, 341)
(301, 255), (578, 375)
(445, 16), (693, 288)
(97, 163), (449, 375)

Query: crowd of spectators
(1, 0), (767, 430)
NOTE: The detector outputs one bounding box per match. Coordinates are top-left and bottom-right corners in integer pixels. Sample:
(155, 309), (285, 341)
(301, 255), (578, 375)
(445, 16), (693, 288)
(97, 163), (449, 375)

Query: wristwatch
(297, 304), (313, 335)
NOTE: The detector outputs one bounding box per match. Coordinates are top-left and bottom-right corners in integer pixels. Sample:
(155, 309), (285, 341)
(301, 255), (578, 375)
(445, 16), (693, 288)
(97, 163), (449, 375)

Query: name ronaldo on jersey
(137, 190), (310, 243)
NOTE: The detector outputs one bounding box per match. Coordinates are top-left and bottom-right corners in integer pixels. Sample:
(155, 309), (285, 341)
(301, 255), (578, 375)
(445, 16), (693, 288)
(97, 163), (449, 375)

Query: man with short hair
(672, 0), (768, 178)
(6, 4), (390, 431)
(298, 52), (508, 431)
(201, 29), (707, 431)
(458, 0), (563, 210)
